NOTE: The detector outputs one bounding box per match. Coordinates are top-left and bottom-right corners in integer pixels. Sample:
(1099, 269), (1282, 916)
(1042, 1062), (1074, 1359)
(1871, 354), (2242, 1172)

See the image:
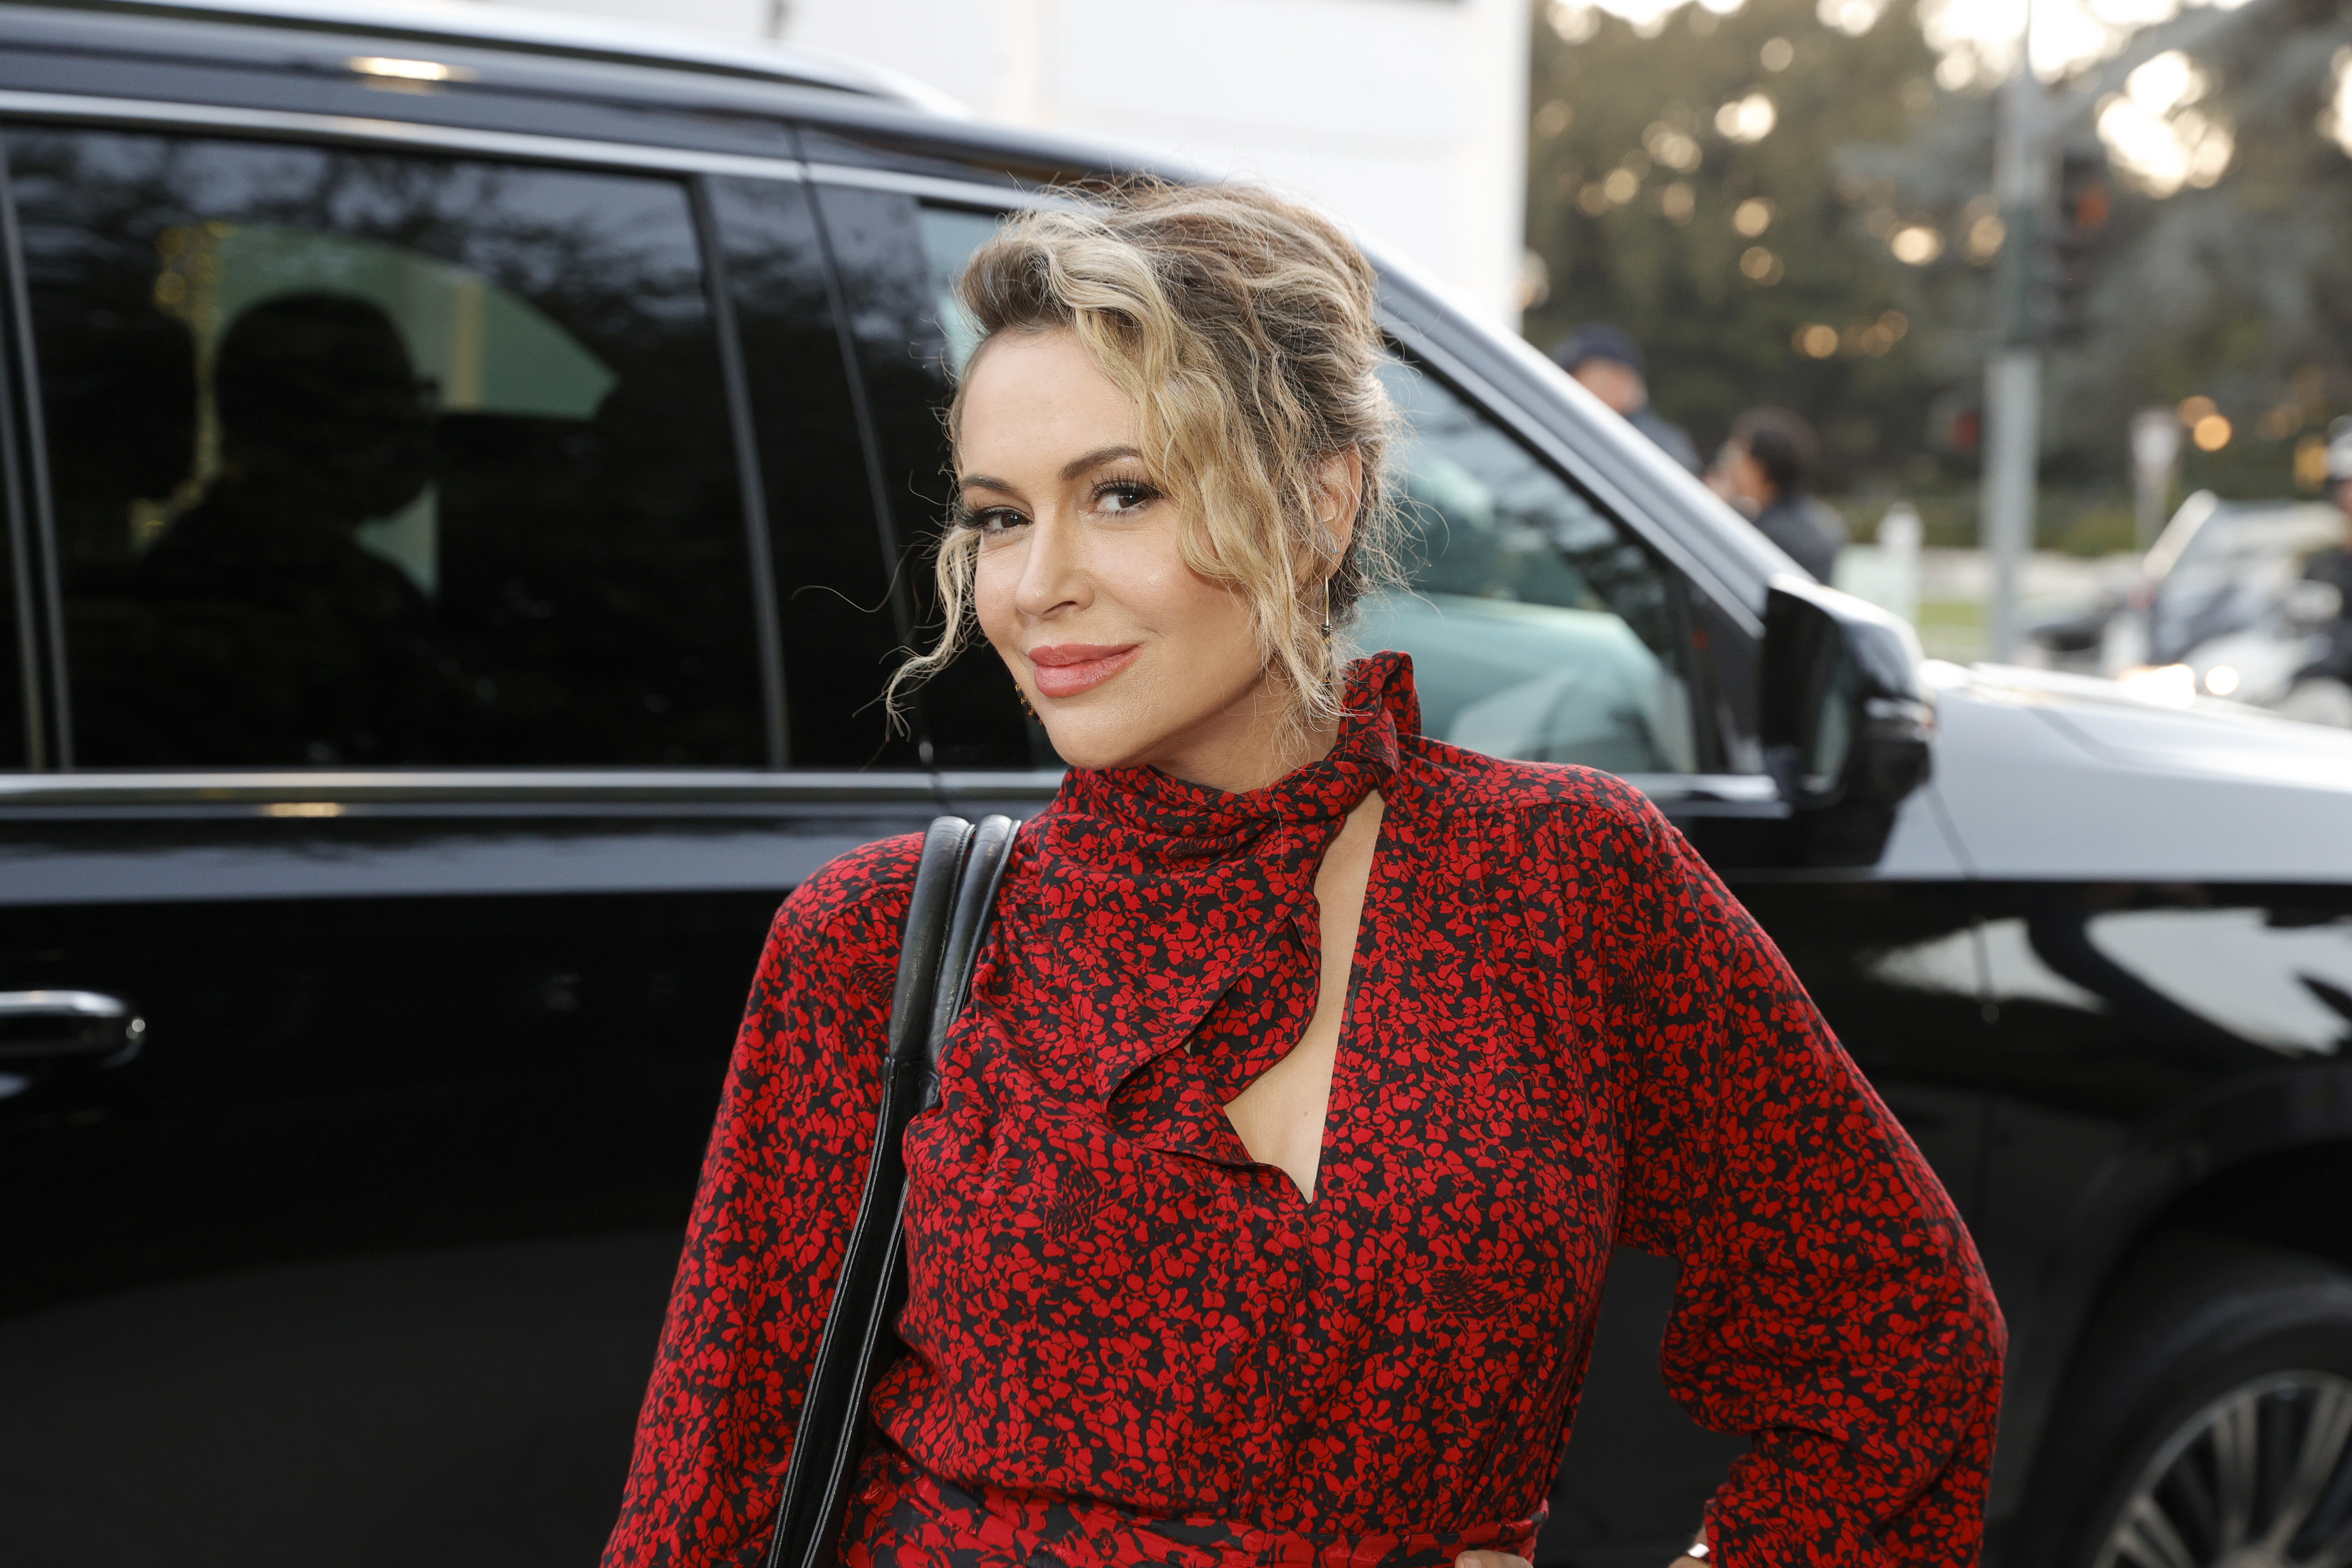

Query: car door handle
(0, 991), (146, 1062)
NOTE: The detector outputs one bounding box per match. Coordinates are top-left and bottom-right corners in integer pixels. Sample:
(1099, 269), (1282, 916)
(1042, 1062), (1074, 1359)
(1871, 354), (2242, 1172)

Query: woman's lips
(1028, 642), (1140, 699)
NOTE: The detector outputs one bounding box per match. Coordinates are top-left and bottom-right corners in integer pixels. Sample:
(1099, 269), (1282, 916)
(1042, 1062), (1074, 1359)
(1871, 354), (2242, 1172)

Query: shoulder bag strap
(764, 813), (1017, 1568)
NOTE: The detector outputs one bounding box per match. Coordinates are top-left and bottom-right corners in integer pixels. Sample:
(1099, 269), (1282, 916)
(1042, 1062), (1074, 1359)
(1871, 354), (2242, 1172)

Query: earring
(1321, 577), (1334, 641)
(1015, 683), (1037, 719)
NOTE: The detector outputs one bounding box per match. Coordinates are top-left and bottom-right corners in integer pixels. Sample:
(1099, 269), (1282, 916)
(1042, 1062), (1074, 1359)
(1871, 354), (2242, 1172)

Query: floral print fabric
(604, 652), (2003, 1568)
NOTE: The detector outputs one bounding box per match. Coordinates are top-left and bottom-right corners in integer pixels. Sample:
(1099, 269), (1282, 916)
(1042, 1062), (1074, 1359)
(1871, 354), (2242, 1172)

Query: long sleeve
(1576, 782), (2005, 1567)
(604, 834), (920, 1568)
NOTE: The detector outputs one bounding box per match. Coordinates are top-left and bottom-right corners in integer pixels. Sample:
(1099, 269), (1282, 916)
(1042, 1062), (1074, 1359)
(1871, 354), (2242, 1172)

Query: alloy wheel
(2094, 1370), (2352, 1568)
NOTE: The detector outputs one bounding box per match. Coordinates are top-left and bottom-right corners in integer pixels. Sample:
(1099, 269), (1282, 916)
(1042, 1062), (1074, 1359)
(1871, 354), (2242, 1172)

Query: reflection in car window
(16, 131), (761, 767)
(1362, 362), (1697, 774)
(921, 206), (1003, 379)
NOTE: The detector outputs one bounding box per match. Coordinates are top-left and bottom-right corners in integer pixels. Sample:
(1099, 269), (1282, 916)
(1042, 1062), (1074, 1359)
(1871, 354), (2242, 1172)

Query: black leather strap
(764, 815), (1016, 1568)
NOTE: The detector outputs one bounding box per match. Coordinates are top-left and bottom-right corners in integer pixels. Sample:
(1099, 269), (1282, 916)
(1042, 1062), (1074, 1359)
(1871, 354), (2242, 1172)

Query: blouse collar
(1053, 652), (1419, 855)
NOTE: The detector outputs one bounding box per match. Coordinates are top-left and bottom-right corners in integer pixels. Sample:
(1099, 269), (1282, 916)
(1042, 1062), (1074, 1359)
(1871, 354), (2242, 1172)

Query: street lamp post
(2131, 408), (2181, 552)
(1981, 7), (2047, 666)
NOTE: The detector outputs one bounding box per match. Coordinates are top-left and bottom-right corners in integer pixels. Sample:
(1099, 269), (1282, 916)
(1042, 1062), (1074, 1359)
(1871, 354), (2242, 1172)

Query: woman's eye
(969, 507), (1028, 538)
(1095, 482), (1159, 516)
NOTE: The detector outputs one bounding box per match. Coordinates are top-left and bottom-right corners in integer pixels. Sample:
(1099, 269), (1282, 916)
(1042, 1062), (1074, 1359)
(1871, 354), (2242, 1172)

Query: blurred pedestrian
(1550, 322), (1703, 474)
(1712, 406), (1849, 584)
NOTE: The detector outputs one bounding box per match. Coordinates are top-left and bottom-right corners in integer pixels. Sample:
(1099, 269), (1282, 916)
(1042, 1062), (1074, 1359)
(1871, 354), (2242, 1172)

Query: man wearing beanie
(1550, 323), (1703, 475)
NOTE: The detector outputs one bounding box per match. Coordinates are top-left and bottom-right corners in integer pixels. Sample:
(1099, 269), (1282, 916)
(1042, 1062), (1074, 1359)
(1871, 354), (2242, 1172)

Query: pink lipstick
(1028, 642), (1140, 699)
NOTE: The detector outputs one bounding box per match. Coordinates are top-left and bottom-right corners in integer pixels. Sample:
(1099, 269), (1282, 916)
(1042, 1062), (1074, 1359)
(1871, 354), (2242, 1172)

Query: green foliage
(1525, 0), (1951, 491)
(1526, 0), (2352, 508)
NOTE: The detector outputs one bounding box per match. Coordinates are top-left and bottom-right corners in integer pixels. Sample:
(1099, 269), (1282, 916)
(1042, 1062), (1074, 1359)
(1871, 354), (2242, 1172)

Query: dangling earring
(1321, 576), (1334, 641)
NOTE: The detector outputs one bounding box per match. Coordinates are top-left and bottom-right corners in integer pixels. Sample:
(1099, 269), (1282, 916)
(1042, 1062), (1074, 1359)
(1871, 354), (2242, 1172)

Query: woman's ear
(1314, 448), (1365, 569)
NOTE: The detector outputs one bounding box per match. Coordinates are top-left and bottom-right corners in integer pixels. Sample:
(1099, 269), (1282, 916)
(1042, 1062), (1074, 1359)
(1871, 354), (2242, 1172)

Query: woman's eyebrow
(1059, 444), (1142, 481)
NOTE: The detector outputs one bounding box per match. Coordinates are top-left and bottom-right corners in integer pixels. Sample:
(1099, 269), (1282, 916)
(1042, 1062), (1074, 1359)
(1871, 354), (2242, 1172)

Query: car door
(0, 113), (926, 1568)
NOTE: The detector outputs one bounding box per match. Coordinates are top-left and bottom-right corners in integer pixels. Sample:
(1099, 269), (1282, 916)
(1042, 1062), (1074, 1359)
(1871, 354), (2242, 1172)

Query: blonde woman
(605, 183), (2002, 1568)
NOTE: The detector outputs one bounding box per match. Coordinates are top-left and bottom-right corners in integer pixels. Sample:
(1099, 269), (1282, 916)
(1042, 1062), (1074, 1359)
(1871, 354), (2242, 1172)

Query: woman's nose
(1014, 509), (1088, 620)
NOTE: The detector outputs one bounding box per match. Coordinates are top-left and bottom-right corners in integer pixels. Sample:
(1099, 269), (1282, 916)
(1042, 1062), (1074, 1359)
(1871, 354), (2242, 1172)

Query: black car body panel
(1, 7), (2348, 1567)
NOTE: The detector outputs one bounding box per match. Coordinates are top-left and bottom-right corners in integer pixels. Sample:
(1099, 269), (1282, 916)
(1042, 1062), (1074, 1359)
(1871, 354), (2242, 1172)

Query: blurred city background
(477, 0), (2352, 694)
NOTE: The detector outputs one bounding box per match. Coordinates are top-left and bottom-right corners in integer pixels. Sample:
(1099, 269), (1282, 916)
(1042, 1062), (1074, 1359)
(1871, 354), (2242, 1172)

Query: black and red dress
(604, 653), (2004, 1568)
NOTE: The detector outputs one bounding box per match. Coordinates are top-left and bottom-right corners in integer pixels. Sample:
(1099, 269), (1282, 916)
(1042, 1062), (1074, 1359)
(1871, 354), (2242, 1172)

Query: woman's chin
(1035, 724), (1144, 773)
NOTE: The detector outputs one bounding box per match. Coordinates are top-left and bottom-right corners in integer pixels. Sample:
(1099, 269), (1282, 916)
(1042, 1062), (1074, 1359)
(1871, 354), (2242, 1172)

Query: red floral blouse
(605, 653), (2004, 1568)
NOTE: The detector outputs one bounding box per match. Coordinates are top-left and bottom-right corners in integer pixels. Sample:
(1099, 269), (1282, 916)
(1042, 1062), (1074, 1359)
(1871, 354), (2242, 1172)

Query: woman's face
(958, 328), (1295, 792)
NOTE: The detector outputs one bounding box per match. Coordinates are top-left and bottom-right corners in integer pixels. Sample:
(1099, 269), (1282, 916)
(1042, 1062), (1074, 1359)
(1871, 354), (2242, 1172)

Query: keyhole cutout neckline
(1220, 789), (1386, 1206)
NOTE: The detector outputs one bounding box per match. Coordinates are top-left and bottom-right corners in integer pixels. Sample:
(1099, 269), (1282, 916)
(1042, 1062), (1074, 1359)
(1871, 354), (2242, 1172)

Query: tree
(1527, 0), (2352, 508)
(1526, 0), (1950, 493)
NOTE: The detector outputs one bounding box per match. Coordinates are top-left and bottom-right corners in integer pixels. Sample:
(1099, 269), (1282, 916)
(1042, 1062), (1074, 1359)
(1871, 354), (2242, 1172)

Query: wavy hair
(886, 179), (1403, 739)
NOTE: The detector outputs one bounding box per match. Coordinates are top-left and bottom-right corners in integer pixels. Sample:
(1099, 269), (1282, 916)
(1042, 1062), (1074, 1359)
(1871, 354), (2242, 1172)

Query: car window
(1362, 362), (1698, 774)
(706, 176), (920, 769)
(14, 130), (765, 768)
(811, 190), (1042, 769)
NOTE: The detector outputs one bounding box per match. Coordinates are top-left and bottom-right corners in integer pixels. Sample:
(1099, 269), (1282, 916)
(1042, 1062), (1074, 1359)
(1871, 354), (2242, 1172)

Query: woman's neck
(1140, 676), (1341, 796)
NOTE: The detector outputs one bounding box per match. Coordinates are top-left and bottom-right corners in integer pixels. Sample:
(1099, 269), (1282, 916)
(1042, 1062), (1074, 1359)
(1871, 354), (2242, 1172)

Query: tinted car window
(814, 188), (1041, 771)
(1365, 362), (1699, 774)
(706, 175), (918, 769)
(14, 130), (763, 767)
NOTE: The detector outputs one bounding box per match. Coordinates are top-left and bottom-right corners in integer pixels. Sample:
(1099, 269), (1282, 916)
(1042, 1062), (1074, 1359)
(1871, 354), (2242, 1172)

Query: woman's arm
(1563, 781), (2005, 1568)
(602, 834), (920, 1568)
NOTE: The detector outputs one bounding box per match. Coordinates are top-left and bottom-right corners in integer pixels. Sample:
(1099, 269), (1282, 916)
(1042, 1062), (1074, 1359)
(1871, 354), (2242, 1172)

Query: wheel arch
(1990, 1064), (2352, 1564)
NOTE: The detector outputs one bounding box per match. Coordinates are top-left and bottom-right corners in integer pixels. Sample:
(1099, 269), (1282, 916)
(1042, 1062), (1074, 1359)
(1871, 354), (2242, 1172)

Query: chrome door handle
(0, 991), (146, 1062)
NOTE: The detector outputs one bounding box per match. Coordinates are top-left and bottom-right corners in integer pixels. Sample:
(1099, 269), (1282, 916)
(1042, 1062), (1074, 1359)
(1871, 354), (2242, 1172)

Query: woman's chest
(899, 912), (1625, 1349)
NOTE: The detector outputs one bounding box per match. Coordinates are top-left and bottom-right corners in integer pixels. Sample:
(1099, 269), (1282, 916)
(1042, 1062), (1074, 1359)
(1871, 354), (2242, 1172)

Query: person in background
(1710, 405), (1849, 585)
(1549, 322), (1703, 474)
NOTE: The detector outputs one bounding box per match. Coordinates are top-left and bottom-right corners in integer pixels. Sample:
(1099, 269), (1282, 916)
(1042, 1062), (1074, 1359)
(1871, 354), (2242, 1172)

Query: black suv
(3, 6), (2349, 1567)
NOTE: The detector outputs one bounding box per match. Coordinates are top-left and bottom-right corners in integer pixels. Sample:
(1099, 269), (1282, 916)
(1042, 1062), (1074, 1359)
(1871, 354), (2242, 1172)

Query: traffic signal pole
(1983, 14), (2048, 664)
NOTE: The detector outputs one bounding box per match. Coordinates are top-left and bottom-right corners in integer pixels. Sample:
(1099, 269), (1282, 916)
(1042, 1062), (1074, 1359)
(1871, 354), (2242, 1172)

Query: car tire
(2030, 1232), (2352, 1568)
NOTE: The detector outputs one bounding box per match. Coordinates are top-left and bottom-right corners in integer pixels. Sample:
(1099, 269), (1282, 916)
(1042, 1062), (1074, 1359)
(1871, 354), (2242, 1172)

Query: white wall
(476, 0), (1533, 328)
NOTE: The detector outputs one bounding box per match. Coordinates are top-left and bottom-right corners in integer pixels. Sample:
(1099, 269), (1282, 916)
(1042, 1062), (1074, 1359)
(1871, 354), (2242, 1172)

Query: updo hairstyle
(890, 179), (1404, 732)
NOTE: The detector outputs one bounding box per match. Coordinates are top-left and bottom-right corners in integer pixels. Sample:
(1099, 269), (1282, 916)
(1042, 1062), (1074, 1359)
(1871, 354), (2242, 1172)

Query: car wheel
(2046, 1235), (2352, 1568)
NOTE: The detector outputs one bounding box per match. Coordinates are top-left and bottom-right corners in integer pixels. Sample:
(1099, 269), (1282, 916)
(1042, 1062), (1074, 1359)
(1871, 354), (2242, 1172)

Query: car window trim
(0, 768), (944, 808)
(0, 88), (813, 180)
(690, 174), (789, 768)
(0, 134), (65, 767)
(0, 138), (47, 767)
(1378, 309), (1763, 643)
(802, 160), (1084, 211)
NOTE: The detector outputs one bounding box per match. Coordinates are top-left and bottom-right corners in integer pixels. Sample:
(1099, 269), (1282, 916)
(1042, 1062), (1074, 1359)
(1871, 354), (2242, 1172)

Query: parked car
(1, 6), (2349, 1568)
(2099, 491), (2352, 722)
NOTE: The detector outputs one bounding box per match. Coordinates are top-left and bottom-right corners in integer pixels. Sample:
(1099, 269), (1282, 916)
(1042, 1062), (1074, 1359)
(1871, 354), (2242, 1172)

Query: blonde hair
(887, 179), (1403, 737)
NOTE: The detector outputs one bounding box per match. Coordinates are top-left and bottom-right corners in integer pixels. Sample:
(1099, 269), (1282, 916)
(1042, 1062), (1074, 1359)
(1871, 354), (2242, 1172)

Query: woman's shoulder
(1401, 734), (1669, 844)
(773, 830), (927, 955)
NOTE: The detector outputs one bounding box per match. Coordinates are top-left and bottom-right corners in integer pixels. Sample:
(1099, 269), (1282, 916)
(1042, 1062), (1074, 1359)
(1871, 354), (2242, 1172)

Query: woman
(605, 183), (2002, 1568)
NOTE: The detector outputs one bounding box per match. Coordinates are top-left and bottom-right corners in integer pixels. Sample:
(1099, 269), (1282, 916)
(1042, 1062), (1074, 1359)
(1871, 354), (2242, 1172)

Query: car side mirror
(1762, 576), (1934, 863)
